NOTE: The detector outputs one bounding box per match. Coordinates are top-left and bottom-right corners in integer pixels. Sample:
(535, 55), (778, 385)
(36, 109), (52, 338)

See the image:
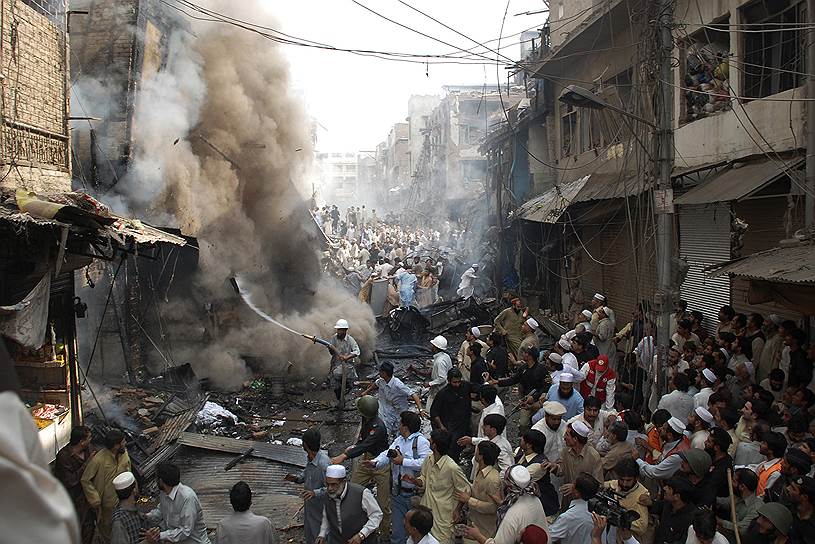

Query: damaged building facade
(487, 0), (810, 327)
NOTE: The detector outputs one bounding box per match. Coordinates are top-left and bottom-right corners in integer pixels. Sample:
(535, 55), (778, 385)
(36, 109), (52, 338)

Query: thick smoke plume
(114, 2), (375, 388)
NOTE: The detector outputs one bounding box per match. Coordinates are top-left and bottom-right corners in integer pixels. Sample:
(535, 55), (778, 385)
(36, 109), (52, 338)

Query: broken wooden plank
(177, 432), (307, 468)
(224, 447), (254, 471)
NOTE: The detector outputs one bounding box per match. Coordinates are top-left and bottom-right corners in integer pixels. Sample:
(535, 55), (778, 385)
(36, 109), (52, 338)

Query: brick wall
(0, 0), (70, 193)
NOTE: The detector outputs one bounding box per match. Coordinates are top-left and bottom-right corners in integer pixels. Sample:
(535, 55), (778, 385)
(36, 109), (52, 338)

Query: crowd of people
(313, 204), (481, 311)
(291, 293), (815, 544)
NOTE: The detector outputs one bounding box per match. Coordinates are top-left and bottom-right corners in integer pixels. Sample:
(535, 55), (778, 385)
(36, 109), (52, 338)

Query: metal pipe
(654, 0), (676, 401)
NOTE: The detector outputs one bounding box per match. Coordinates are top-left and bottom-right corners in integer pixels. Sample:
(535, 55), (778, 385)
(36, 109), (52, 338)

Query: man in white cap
(635, 417), (690, 480)
(144, 462), (210, 543)
(590, 294), (606, 330)
(327, 318), (361, 403)
(456, 263), (479, 300)
(317, 465), (383, 544)
(424, 335), (452, 411)
(545, 372), (584, 421)
(516, 318), (540, 363)
(688, 406), (714, 449)
(695, 368), (719, 410)
(593, 306), (616, 370)
(532, 401), (568, 465)
(553, 420), (603, 510)
(456, 327), (489, 381)
(494, 297), (527, 357)
(576, 309), (593, 332)
(110, 471), (142, 544)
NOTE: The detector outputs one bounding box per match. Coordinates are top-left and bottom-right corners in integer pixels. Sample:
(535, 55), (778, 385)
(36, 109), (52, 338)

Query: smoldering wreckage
(0, 0), (533, 538)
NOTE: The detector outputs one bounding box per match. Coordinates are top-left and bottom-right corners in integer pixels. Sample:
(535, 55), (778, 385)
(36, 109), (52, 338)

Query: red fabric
(579, 358), (616, 403)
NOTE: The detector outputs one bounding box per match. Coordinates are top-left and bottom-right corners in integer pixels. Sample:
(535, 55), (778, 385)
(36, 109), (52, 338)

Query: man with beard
(603, 458), (650, 544)
(785, 475), (815, 543)
(316, 465), (382, 544)
(653, 476), (697, 544)
(82, 428), (132, 542)
(760, 369), (786, 404)
(763, 448), (812, 505)
(740, 502), (793, 544)
(715, 468), (761, 541)
(515, 429), (559, 516)
(694, 368), (719, 410)
(688, 406), (714, 449)
(430, 368), (474, 462)
(601, 422), (636, 480)
(579, 355), (616, 412)
(515, 318), (541, 362)
(676, 449), (713, 507)
(493, 297), (526, 358)
(700, 428), (733, 506)
(589, 293), (606, 330)
(491, 346), (549, 433)
(553, 420), (603, 510)
(456, 327), (489, 381)
(326, 319), (361, 403)
(636, 417), (689, 480)
(747, 431), (787, 496)
(545, 372), (584, 421)
(531, 401), (568, 466)
(55, 426), (94, 544)
(658, 372), (695, 423)
(594, 306), (616, 369)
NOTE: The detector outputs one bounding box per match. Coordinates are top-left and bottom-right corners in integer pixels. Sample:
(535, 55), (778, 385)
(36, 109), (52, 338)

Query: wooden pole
(726, 468), (741, 544)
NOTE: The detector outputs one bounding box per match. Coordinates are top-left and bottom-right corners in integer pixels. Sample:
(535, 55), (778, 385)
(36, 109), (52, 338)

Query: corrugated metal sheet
(675, 159), (804, 205)
(172, 448), (304, 530)
(679, 204), (731, 334)
(514, 175), (589, 223)
(573, 172), (650, 203)
(708, 244), (815, 284)
(178, 432), (308, 467)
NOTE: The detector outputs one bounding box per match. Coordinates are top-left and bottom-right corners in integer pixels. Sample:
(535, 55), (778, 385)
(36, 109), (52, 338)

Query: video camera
(587, 489), (640, 529)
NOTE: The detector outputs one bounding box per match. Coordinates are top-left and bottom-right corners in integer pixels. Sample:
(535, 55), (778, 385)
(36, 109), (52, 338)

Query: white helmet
(430, 335), (448, 350)
(334, 319), (350, 329)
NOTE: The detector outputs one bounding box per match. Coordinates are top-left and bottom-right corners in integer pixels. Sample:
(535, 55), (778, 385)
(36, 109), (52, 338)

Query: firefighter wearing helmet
(327, 318), (361, 402)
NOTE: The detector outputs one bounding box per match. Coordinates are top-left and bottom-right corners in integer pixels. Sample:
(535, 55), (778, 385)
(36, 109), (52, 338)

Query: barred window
(22, 0), (67, 30)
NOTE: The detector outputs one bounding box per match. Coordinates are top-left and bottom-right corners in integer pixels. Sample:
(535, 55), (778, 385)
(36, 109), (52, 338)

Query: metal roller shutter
(679, 203), (731, 334)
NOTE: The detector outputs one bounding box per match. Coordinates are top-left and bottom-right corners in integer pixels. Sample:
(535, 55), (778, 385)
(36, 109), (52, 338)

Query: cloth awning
(513, 171), (649, 223)
(675, 158), (803, 205)
(707, 243), (815, 284)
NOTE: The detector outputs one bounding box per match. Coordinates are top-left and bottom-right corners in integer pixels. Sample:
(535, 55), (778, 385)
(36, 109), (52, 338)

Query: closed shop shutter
(679, 203), (731, 334)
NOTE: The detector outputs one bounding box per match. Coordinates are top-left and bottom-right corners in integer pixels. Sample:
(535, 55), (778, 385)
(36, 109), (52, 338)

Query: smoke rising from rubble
(107, 2), (376, 389)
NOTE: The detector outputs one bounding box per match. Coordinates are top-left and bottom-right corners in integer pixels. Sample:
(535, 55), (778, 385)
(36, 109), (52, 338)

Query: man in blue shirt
(548, 473), (599, 544)
(365, 411), (431, 544)
(546, 373), (584, 420)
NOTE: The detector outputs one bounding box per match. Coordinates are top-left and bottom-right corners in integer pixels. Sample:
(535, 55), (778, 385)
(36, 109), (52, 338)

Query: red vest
(659, 436), (690, 463)
(580, 363), (616, 403)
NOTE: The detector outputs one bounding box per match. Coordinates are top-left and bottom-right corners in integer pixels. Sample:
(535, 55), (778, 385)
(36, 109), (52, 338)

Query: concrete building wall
(0, 0), (70, 193)
(548, 0), (596, 49)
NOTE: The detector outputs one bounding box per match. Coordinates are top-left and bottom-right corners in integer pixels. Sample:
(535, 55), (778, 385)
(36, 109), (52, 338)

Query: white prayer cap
(593, 293), (606, 301)
(702, 368), (717, 383)
(695, 406), (714, 424)
(543, 400), (567, 416)
(558, 338), (571, 351)
(326, 465), (347, 479)
(526, 318), (539, 330)
(742, 359), (755, 376)
(581, 310), (593, 319)
(668, 417), (687, 434)
(565, 330), (577, 340)
(769, 314), (783, 326)
(602, 306), (612, 315)
(559, 372), (575, 383)
(113, 471), (135, 490)
(508, 465), (532, 487)
(472, 263), (479, 268)
(548, 352), (562, 364)
(571, 420), (591, 438)
(470, 327), (481, 338)
(436, 262), (443, 267)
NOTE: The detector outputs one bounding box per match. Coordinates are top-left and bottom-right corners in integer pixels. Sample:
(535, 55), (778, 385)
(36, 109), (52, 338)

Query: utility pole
(807, 0), (815, 227)
(654, 0), (676, 400)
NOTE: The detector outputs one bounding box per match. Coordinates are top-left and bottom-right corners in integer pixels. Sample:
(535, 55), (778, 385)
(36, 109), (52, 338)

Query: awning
(675, 158), (803, 205)
(513, 171), (649, 223)
(708, 244), (815, 284)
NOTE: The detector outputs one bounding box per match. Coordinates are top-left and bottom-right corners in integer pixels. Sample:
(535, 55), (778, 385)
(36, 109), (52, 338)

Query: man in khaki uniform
(81, 429), (131, 542)
(456, 442), (501, 544)
(493, 298), (526, 359)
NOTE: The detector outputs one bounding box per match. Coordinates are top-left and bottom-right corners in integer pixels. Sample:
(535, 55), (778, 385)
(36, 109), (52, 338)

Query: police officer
(741, 502), (793, 544)
(331, 396), (391, 540)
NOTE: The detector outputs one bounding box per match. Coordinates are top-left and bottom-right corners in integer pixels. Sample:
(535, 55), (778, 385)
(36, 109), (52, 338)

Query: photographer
(549, 474), (600, 544)
(365, 411), (431, 544)
(603, 459), (649, 544)
(591, 514), (638, 544)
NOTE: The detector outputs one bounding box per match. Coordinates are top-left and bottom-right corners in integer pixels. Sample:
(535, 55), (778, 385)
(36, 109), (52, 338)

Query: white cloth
(633, 336), (654, 371)
(375, 376), (414, 435)
(318, 485), (383, 539)
(531, 419), (567, 463)
(428, 352), (453, 409)
(407, 533), (441, 544)
(485, 495), (547, 544)
(657, 390), (695, 424)
(690, 430), (710, 449)
(635, 438), (684, 480)
(548, 498), (593, 544)
(216, 511), (275, 544)
(471, 434), (514, 479)
(0, 391), (80, 544)
(475, 399), (506, 440)
(566, 411), (613, 448)
(693, 387), (714, 410)
(457, 267), (478, 299)
(685, 527), (729, 544)
(577, 363), (616, 411)
(146, 483), (211, 543)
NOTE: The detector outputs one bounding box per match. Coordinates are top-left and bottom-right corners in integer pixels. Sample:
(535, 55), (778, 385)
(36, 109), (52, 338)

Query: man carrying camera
(548, 473), (600, 544)
(600, 458), (650, 544)
(365, 411), (431, 544)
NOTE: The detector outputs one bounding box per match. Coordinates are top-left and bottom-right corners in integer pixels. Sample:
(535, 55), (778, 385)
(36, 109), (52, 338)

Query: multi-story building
(385, 122), (410, 192)
(315, 152), (359, 205)
(406, 95), (439, 176)
(506, 0), (810, 326)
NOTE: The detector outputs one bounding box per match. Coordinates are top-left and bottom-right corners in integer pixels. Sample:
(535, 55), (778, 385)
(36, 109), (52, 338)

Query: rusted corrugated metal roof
(178, 432), (308, 467)
(173, 448), (304, 530)
(708, 244), (815, 284)
(513, 175), (589, 223)
(675, 158), (803, 206)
